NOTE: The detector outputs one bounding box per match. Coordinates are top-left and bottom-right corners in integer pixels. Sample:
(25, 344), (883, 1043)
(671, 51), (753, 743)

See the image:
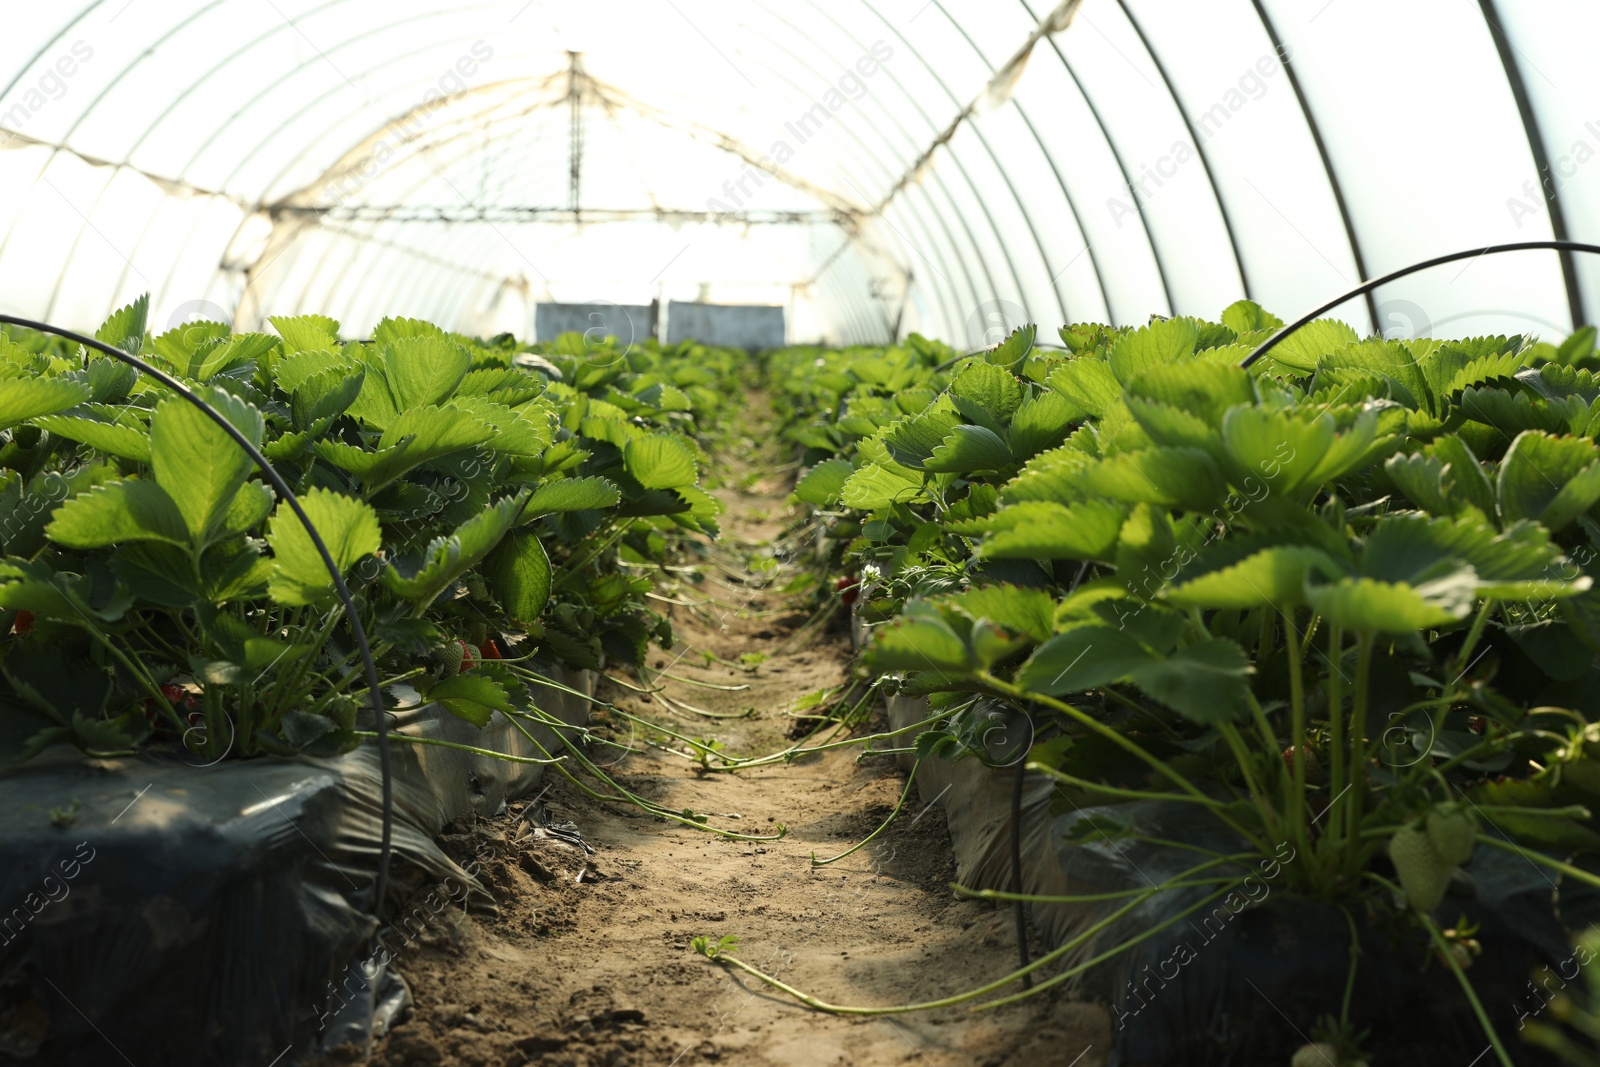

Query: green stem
(1373, 876), (1512, 1067)
(1027, 762), (1232, 809)
(1476, 836), (1600, 889)
(1450, 600), (1496, 682)
(1282, 611), (1309, 857)
(87, 626), (180, 729)
(715, 707), (952, 770)
(1102, 685), (1182, 738)
(500, 710), (786, 842)
(958, 877), (1242, 905)
(972, 887), (1242, 1010)
(1327, 623), (1346, 840)
(1345, 632), (1373, 863)
(353, 731), (567, 764)
(811, 758), (921, 866)
(1219, 721), (1278, 838)
(1010, 690), (1267, 853)
(956, 853), (1256, 904)
(978, 674), (1239, 826)
(1471, 804), (1593, 819)
(554, 521), (630, 590)
(699, 883), (1236, 1016)
(1339, 906), (1360, 1025)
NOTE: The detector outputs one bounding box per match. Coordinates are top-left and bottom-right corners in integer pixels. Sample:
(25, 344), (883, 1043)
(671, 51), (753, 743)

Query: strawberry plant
(0, 298), (736, 767)
(755, 305), (1600, 1060)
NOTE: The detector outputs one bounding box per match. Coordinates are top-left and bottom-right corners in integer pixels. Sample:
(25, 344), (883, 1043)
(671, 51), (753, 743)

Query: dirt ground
(359, 411), (1111, 1067)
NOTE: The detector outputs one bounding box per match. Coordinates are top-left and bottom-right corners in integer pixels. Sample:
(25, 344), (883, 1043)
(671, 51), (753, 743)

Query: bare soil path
(363, 399), (1111, 1067)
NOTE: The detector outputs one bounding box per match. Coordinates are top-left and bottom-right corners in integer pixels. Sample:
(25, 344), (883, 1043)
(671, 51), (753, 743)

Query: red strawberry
(11, 610), (34, 637)
(1282, 745), (1325, 783)
(1468, 716), (1485, 735)
(144, 684), (197, 721)
(458, 640), (476, 672)
(479, 639), (502, 661)
(836, 576), (860, 606)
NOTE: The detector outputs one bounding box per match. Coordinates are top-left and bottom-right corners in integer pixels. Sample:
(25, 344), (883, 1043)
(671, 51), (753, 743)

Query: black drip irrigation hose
(0, 313), (395, 916)
(1240, 239), (1600, 369)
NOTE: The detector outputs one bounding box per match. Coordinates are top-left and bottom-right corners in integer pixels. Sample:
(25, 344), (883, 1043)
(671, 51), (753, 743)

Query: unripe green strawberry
(1292, 1044), (1340, 1067)
(1426, 807), (1477, 866)
(466, 574), (489, 600)
(439, 640), (464, 678)
(1390, 823), (1454, 913)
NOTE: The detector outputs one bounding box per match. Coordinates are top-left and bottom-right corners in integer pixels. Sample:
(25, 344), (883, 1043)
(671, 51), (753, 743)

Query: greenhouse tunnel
(8, 3), (1600, 1067)
(2, 0), (1596, 347)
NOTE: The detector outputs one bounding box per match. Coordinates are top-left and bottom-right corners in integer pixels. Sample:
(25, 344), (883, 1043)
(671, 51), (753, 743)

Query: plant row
(0, 297), (743, 765)
(766, 306), (1600, 1060)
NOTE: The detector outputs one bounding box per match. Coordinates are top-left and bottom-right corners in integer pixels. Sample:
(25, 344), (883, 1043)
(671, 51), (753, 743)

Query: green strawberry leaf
(484, 531), (551, 624)
(986, 324), (1035, 372)
(382, 335), (471, 411)
(950, 362), (1022, 422)
(923, 424), (1013, 474)
(291, 365), (365, 430)
(863, 604), (974, 675)
(34, 410), (151, 462)
(624, 433), (698, 489)
(95, 295), (149, 355)
(0, 375), (93, 431)
(1164, 546), (1345, 610)
(882, 397), (963, 468)
(150, 388), (263, 545)
(1128, 639), (1252, 724)
(1269, 318), (1358, 372)
(1006, 390), (1077, 461)
(265, 488), (381, 606)
(839, 462), (924, 510)
(793, 458), (854, 507)
(315, 405), (495, 493)
(1125, 360), (1254, 428)
(425, 673), (516, 728)
(1014, 625), (1155, 696)
(1046, 358), (1118, 419)
(109, 542), (205, 607)
(0, 559), (132, 624)
(383, 495), (523, 613)
(976, 500), (1128, 563)
(1221, 300), (1283, 334)
(1108, 318), (1199, 384)
(269, 314), (340, 353)
(522, 476), (622, 517)
(1498, 430), (1600, 531)
(1306, 573), (1477, 634)
(273, 348), (348, 393)
(46, 479), (189, 549)
(942, 584), (1056, 643)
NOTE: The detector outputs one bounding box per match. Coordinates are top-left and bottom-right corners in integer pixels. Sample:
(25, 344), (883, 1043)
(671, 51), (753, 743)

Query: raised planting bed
(770, 309), (1600, 1064)
(882, 690), (1568, 1065)
(0, 662), (594, 1065)
(0, 301), (750, 1064)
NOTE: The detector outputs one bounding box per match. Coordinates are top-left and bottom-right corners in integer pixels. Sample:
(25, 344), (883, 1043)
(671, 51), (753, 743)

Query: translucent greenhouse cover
(0, 0), (1596, 346)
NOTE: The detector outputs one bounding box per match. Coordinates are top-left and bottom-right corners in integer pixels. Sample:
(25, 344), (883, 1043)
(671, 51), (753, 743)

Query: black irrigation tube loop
(0, 312), (395, 916)
(1240, 240), (1600, 370)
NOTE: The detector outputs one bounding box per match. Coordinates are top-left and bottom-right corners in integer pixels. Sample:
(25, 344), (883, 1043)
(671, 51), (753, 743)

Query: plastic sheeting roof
(0, 0), (1595, 346)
